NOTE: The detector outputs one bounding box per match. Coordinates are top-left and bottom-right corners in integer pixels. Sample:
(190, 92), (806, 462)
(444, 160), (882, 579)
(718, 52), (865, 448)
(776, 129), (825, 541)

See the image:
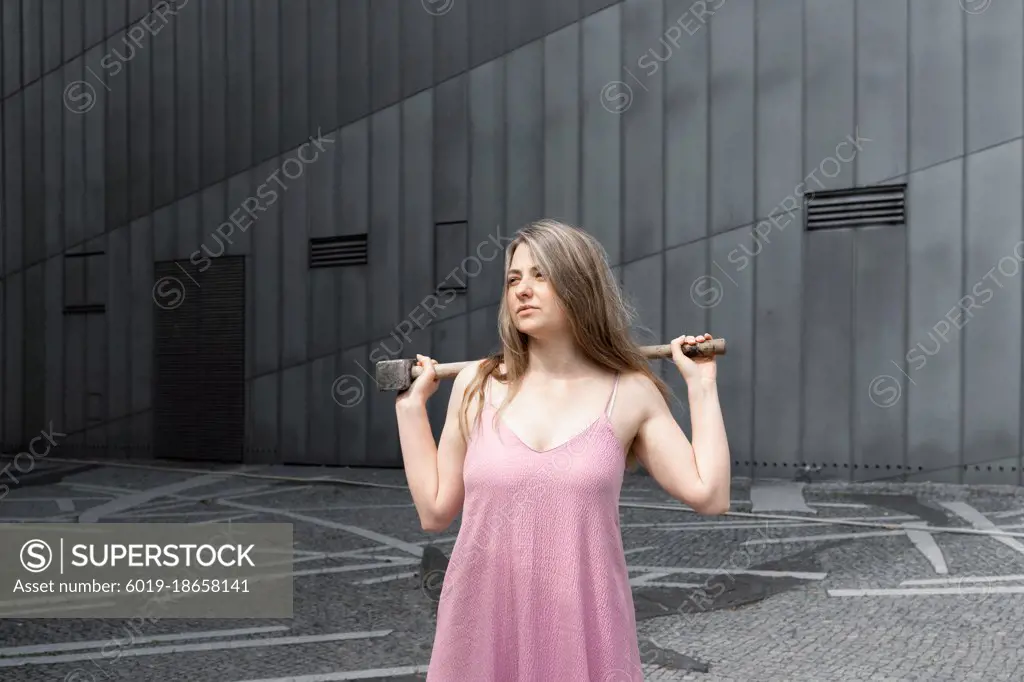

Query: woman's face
(506, 244), (568, 337)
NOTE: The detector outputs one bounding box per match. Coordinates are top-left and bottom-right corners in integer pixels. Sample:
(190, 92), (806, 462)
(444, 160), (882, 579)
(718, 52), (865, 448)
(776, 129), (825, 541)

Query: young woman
(395, 219), (731, 681)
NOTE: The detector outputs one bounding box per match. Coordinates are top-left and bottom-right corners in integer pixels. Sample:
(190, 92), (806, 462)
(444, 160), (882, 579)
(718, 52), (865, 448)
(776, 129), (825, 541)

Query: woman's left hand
(671, 333), (717, 385)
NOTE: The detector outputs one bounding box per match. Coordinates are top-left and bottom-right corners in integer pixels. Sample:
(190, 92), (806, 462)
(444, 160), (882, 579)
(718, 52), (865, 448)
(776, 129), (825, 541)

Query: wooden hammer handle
(410, 337), (726, 381)
(641, 338), (727, 360)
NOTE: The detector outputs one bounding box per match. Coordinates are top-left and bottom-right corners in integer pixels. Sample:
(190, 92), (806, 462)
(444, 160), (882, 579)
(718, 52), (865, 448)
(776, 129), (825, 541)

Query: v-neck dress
(426, 374), (644, 681)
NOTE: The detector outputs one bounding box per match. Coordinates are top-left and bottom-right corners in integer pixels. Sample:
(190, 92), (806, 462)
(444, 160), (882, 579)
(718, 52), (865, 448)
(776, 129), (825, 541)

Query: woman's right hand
(396, 354), (440, 407)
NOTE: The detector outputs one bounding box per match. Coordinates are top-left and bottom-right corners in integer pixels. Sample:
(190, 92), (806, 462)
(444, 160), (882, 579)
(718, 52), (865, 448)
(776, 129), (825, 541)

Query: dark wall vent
(437, 283), (467, 294)
(63, 250), (107, 311)
(804, 183), (906, 231)
(63, 303), (105, 315)
(64, 250), (106, 259)
(309, 234), (368, 268)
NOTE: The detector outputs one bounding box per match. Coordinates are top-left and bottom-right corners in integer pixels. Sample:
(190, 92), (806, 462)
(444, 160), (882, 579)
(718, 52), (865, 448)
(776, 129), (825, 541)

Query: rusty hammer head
(375, 358), (419, 392)
(375, 358), (473, 392)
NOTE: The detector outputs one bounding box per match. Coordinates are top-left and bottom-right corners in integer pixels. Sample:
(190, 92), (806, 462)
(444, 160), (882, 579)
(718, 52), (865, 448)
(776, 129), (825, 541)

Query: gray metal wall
(1, 0), (1022, 484)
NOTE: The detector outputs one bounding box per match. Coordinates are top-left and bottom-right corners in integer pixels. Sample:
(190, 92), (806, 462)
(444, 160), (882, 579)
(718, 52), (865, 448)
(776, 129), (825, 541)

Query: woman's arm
(396, 359), (477, 531)
(632, 336), (731, 514)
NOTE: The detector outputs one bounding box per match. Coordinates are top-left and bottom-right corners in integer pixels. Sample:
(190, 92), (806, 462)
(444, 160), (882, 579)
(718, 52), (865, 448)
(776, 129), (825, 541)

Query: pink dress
(427, 374), (644, 681)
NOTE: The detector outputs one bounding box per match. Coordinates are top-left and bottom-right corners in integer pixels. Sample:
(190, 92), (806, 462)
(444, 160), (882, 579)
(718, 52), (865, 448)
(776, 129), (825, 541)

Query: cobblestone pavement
(1, 459), (1023, 681)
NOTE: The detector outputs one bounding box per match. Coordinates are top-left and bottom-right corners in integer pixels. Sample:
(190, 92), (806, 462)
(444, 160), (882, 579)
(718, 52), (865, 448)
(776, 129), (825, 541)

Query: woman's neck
(525, 333), (592, 379)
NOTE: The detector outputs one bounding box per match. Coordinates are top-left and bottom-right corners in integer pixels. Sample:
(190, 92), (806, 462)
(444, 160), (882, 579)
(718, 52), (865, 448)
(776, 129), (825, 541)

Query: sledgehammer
(375, 338), (726, 392)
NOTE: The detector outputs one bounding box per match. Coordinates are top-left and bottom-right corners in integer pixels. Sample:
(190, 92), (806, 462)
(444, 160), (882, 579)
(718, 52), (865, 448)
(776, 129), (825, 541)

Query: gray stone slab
(634, 546), (830, 621)
(842, 493), (949, 527)
(750, 481), (815, 514)
(0, 463), (99, 494)
(77, 474), (230, 523)
(902, 522), (948, 575)
(638, 638), (709, 674)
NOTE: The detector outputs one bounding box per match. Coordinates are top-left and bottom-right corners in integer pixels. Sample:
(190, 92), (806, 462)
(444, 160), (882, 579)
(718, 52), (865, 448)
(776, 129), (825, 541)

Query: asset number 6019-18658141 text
(124, 578), (250, 593)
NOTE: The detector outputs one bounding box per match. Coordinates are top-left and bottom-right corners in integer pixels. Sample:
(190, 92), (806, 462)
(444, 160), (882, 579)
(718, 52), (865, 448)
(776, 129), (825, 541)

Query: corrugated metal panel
(154, 256), (245, 462)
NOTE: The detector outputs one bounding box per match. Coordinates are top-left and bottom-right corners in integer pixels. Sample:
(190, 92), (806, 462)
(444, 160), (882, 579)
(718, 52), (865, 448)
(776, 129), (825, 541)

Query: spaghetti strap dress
(426, 373), (644, 682)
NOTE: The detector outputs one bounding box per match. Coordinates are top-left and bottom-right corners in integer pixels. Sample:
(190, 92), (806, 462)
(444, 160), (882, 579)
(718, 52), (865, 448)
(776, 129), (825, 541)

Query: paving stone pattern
(0, 464), (1022, 681)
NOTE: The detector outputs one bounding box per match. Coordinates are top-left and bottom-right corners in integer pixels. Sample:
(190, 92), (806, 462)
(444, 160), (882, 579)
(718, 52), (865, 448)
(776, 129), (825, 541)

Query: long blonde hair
(458, 219), (672, 470)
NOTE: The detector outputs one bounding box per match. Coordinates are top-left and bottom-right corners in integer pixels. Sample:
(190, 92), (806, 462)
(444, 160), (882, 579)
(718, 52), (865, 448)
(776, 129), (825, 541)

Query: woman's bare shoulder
(616, 370), (669, 410)
(617, 369), (661, 392)
(454, 359), (486, 383)
(447, 360), (491, 430)
(450, 360), (491, 402)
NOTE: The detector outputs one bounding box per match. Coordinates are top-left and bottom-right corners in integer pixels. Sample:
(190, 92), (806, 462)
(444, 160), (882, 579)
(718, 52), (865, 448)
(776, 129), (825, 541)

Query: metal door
(153, 257), (245, 462)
